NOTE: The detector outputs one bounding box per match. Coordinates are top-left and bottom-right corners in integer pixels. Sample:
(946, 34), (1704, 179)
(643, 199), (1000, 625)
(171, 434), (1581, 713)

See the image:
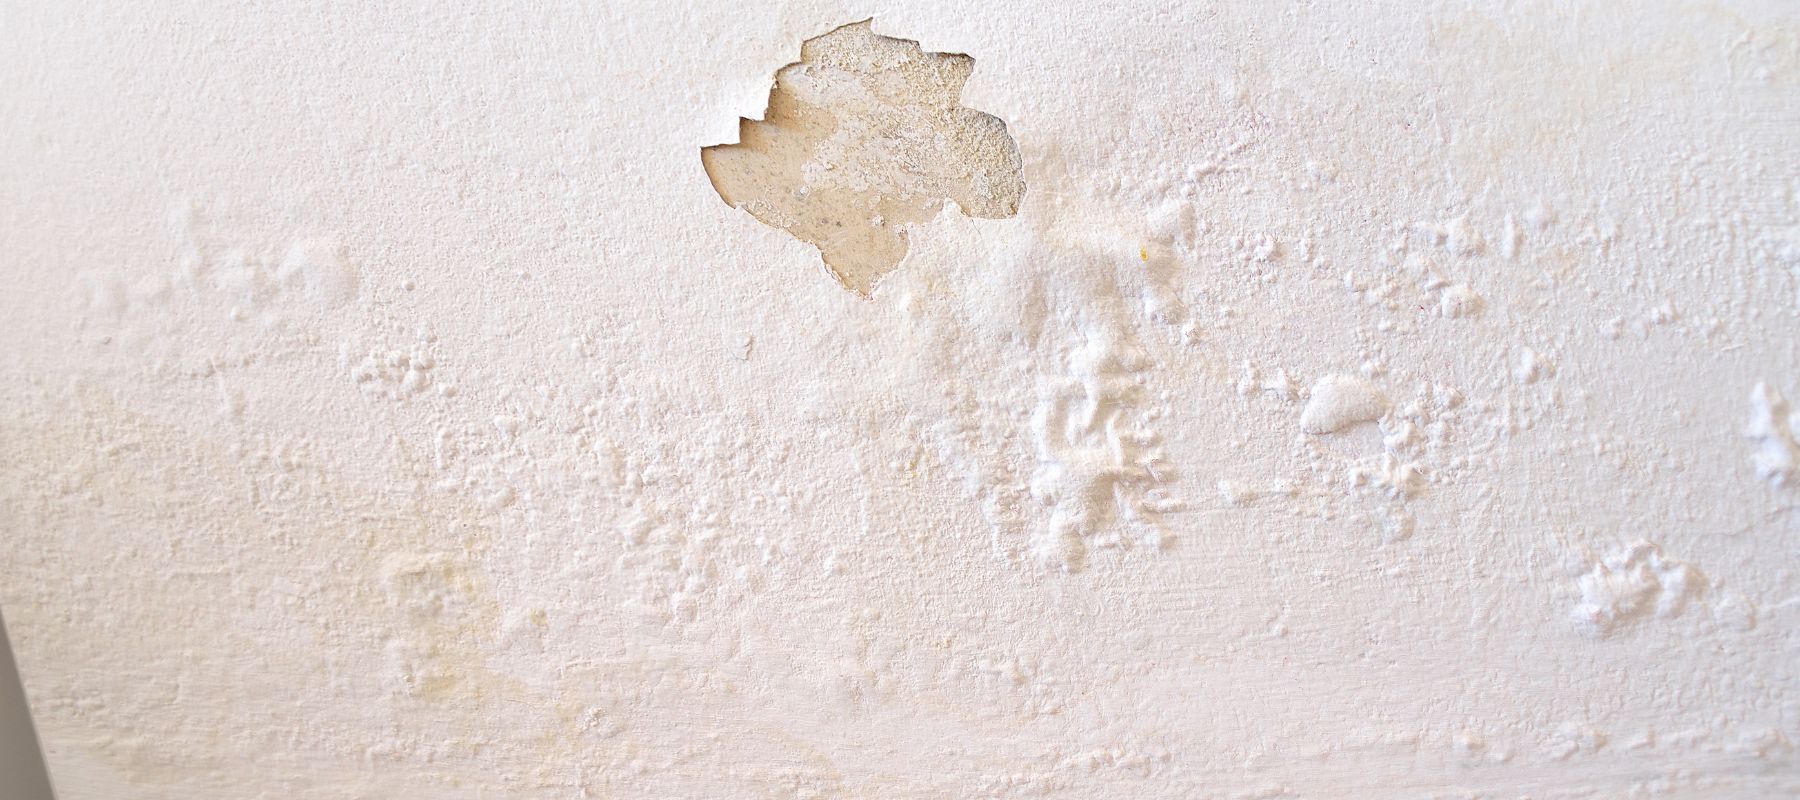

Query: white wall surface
(1, 2), (1797, 798)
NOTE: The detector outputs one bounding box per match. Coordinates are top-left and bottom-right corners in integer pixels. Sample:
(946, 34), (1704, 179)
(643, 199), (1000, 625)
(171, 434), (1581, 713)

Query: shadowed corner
(698, 18), (1025, 298)
(1, 608), (57, 800)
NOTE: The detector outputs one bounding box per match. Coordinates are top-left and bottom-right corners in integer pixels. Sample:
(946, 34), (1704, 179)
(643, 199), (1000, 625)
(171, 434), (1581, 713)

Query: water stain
(702, 20), (1025, 296)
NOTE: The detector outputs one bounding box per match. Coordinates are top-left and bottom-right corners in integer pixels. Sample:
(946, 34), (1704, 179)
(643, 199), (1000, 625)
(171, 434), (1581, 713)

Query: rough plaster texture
(1, 2), (1798, 798)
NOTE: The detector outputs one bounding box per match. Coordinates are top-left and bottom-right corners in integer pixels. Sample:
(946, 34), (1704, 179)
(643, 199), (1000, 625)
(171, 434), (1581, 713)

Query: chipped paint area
(702, 20), (1024, 295)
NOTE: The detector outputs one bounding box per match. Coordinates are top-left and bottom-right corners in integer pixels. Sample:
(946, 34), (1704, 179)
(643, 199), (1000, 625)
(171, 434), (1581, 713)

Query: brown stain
(0, 388), (601, 794)
(702, 20), (1025, 296)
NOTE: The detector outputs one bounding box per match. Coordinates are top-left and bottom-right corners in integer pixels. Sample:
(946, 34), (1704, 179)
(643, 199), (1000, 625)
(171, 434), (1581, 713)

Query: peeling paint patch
(1570, 541), (1707, 639)
(701, 20), (1024, 296)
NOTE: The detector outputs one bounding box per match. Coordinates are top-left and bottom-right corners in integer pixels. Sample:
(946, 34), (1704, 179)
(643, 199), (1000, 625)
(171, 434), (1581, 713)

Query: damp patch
(702, 20), (1025, 296)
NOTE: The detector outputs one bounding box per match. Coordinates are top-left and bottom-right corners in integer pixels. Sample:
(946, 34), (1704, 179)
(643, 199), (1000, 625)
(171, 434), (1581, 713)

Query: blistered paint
(1, 3), (1797, 798)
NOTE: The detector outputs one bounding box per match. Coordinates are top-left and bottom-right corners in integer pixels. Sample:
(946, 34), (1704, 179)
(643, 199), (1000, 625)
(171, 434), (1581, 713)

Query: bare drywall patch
(701, 20), (1025, 296)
